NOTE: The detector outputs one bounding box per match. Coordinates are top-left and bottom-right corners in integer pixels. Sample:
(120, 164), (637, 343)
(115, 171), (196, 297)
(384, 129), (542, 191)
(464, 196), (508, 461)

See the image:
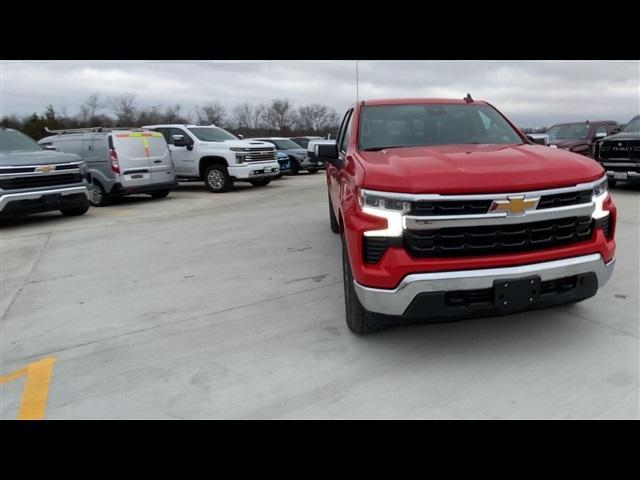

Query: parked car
(289, 136), (322, 149)
(275, 151), (290, 178)
(39, 127), (177, 206)
(317, 98), (616, 334)
(143, 125), (279, 192)
(595, 114), (640, 187)
(1, 127), (91, 217)
(246, 137), (320, 175)
(545, 120), (620, 157)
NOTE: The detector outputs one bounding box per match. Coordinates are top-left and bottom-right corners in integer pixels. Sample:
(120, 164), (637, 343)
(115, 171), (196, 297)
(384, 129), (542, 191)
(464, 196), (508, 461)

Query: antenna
(356, 60), (359, 103)
(464, 93), (473, 104)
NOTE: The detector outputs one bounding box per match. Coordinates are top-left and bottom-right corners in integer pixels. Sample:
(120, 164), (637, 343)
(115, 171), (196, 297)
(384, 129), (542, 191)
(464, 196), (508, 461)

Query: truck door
(165, 128), (198, 177)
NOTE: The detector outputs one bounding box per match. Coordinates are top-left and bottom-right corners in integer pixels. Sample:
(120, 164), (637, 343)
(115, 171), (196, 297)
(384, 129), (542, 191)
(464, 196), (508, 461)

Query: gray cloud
(1, 60), (638, 127)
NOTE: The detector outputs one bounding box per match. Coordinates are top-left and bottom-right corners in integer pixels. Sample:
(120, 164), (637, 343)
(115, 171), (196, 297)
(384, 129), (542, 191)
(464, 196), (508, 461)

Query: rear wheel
(250, 178), (272, 187)
(204, 164), (233, 193)
(90, 182), (111, 206)
(60, 205), (90, 216)
(342, 241), (383, 335)
(150, 189), (170, 199)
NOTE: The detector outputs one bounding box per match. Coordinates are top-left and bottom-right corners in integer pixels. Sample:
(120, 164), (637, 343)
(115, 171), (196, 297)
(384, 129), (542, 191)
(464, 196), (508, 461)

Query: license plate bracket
(41, 193), (61, 205)
(494, 276), (541, 310)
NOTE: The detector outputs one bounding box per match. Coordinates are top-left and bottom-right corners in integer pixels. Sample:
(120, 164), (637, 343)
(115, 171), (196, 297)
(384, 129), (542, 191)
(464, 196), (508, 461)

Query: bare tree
(109, 93), (138, 126)
(264, 99), (297, 131)
(232, 102), (254, 129)
(161, 104), (191, 124)
(77, 94), (105, 123)
(196, 102), (226, 126)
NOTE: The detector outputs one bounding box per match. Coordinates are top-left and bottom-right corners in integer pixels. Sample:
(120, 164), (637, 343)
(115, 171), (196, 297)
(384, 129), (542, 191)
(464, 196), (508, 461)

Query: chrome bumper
(354, 254), (615, 316)
(0, 186), (90, 213)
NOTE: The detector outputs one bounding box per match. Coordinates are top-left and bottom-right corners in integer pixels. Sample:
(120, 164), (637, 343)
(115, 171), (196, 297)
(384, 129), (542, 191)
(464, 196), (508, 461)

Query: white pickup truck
(143, 124), (280, 192)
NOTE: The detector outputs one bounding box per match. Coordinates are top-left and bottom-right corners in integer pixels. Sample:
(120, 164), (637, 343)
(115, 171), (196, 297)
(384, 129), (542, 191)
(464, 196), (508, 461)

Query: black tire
(150, 189), (170, 199)
(307, 168), (319, 174)
(60, 205), (90, 216)
(275, 173), (283, 179)
(607, 178), (617, 188)
(342, 240), (383, 335)
(90, 182), (111, 206)
(250, 178), (272, 187)
(289, 158), (300, 175)
(204, 164), (233, 193)
(328, 194), (339, 233)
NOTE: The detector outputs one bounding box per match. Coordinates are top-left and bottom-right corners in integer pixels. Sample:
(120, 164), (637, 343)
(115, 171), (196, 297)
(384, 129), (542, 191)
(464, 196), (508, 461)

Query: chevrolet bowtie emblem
(490, 195), (539, 215)
(35, 165), (53, 174)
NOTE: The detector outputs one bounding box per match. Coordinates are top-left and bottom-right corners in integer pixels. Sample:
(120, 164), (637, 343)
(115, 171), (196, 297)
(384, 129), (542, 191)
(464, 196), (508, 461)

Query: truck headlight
(359, 189), (410, 237)
(593, 178), (607, 198)
(235, 154), (245, 164)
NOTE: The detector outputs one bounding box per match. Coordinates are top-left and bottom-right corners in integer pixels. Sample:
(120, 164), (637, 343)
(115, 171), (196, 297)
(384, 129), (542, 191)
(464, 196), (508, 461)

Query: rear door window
(113, 132), (168, 158)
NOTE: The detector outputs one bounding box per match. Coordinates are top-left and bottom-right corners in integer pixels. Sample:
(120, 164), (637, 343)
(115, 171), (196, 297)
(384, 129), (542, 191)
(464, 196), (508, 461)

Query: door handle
(153, 160), (162, 163)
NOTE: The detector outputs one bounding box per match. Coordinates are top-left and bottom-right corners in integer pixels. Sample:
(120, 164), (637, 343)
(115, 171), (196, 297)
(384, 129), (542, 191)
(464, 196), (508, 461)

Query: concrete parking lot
(1, 174), (638, 419)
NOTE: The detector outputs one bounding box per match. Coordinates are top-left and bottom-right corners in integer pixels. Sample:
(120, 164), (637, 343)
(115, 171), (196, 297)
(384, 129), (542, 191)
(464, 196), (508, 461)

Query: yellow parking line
(1, 356), (56, 420)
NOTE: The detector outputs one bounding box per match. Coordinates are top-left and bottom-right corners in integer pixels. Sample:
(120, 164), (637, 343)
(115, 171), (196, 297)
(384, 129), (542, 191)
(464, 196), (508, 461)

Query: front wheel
(250, 178), (272, 187)
(204, 164), (233, 193)
(342, 241), (383, 335)
(60, 205), (90, 216)
(150, 189), (170, 199)
(289, 158), (300, 175)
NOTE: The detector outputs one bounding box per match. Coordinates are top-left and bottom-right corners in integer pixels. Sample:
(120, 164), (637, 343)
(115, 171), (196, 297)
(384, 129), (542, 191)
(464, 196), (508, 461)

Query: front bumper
(0, 186), (90, 215)
(228, 161), (280, 180)
(354, 254), (615, 317)
(605, 170), (640, 183)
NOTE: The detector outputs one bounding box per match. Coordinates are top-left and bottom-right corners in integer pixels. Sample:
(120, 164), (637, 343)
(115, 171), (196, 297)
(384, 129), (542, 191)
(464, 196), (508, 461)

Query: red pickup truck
(317, 98), (616, 334)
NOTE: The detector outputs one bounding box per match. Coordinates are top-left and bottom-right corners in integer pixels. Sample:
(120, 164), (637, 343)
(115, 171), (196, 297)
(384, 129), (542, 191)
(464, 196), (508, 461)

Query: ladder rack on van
(44, 126), (147, 134)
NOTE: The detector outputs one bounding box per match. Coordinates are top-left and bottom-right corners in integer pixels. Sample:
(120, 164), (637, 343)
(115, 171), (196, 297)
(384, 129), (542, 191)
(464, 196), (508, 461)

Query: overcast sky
(1, 60), (638, 127)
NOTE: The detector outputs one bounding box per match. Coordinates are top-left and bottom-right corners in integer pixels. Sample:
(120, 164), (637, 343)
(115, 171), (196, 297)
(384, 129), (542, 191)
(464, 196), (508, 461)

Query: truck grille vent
(363, 237), (389, 263)
(538, 189), (593, 209)
(410, 200), (491, 216)
(0, 173), (83, 190)
(404, 216), (593, 258)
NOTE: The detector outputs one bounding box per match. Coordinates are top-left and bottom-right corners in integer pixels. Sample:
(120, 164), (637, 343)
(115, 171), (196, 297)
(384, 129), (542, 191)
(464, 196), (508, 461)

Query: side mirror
(237, 134), (244, 140)
(42, 145), (57, 151)
(316, 143), (340, 166)
(595, 132), (608, 140)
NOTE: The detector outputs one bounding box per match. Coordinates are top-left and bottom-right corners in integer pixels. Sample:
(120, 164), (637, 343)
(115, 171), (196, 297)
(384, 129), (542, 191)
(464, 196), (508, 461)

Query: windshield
(269, 139), (302, 150)
(623, 116), (640, 133)
(546, 123), (590, 140)
(358, 104), (523, 150)
(291, 138), (309, 148)
(0, 129), (44, 153)
(188, 127), (237, 142)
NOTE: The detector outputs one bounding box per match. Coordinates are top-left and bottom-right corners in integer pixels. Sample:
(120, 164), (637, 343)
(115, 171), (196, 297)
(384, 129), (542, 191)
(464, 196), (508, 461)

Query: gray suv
(0, 128), (91, 217)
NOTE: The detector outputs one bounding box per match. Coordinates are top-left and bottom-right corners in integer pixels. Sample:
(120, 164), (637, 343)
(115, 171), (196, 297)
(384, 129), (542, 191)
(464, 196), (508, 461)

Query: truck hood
(0, 149), (82, 167)
(357, 144), (604, 194)
(600, 131), (640, 142)
(549, 139), (586, 149)
(199, 140), (275, 150)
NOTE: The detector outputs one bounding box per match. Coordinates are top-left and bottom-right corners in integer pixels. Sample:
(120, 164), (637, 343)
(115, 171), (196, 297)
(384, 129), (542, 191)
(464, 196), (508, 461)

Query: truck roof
(142, 124), (216, 129)
(362, 98), (487, 106)
(550, 120), (618, 127)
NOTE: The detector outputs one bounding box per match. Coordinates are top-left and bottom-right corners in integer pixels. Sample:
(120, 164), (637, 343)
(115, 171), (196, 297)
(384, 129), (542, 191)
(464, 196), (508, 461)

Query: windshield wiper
(362, 145), (405, 151)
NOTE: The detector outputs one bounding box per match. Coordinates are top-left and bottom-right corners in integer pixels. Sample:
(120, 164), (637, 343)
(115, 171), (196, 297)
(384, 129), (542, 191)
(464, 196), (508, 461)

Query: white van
(39, 128), (177, 206)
